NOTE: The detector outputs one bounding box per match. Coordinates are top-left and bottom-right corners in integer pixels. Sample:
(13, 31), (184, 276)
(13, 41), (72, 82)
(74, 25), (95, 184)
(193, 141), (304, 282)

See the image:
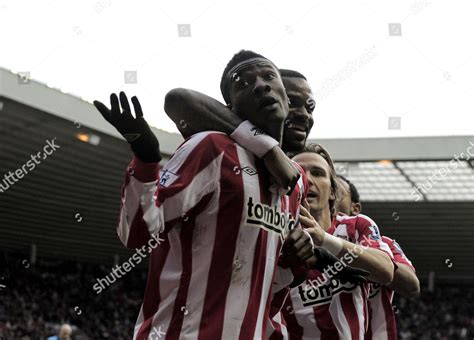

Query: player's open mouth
(287, 122), (307, 132)
(257, 97), (278, 111)
(307, 191), (318, 201)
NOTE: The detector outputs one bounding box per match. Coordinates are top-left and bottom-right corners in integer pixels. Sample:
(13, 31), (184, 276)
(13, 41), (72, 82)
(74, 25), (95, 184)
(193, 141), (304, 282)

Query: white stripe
(329, 295), (352, 340)
(179, 191), (220, 340)
(352, 288), (367, 339)
(158, 153), (223, 222)
(118, 177), (158, 246)
(222, 146), (259, 338)
(149, 227), (184, 339)
(369, 292), (389, 340)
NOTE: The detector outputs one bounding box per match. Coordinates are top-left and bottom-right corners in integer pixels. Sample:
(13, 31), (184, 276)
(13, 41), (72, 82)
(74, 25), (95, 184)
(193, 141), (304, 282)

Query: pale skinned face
(292, 152), (335, 214)
(336, 177), (352, 215)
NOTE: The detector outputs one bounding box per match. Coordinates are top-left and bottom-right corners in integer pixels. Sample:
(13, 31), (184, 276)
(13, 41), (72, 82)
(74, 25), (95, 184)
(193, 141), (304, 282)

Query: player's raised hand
(94, 92), (162, 163)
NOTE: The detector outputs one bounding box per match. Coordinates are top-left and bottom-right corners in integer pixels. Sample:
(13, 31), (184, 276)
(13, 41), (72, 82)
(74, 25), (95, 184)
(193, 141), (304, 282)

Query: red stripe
(136, 241), (170, 340)
(256, 159), (277, 339)
(381, 286), (397, 340)
(340, 293), (360, 340)
(127, 205), (154, 248)
(239, 230), (268, 340)
(315, 304), (339, 340)
(165, 217), (195, 340)
(197, 143), (243, 340)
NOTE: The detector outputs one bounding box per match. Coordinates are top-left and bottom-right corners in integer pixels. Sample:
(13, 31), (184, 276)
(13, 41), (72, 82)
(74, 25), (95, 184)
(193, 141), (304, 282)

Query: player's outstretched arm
(94, 92), (162, 249)
(387, 263), (420, 298)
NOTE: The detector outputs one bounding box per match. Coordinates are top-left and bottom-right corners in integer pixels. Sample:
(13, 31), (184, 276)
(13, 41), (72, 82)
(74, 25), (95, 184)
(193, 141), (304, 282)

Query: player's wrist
(321, 233), (344, 256)
(131, 155), (160, 182)
(230, 120), (279, 158)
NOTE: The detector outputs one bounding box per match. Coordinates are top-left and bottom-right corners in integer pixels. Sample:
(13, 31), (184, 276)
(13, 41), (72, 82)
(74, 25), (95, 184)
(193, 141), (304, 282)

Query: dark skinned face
(282, 77), (315, 154)
(228, 63), (289, 143)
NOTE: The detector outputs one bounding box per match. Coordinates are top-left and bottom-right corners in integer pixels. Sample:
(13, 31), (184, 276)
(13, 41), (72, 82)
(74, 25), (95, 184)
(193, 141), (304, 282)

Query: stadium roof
(1, 67), (473, 282)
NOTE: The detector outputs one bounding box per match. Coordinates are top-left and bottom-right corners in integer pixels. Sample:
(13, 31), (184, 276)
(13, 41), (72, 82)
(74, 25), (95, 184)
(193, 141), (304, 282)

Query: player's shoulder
(381, 235), (394, 244)
(334, 212), (359, 226)
(178, 131), (234, 154)
(354, 213), (378, 227)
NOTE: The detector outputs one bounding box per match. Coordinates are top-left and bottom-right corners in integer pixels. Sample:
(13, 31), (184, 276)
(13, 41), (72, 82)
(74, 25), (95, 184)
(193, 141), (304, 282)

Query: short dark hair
(295, 143), (339, 216)
(337, 174), (360, 204)
(279, 69), (307, 80)
(220, 50), (275, 105)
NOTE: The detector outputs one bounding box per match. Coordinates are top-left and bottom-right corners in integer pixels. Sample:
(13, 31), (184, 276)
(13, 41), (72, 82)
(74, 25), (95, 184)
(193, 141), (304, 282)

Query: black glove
(313, 247), (369, 285)
(93, 92), (162, 163)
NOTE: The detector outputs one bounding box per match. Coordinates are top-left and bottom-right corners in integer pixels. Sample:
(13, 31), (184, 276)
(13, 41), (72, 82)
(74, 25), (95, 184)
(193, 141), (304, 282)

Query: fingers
(299, 215), (316, 229)
(131, 96), (143, 118)
(119, 91), (132, 114)
(303, 199), (310, 211)
(110, 93), (120, 115)
(299, 205), (311, 218)
(93, 100), (113, 123)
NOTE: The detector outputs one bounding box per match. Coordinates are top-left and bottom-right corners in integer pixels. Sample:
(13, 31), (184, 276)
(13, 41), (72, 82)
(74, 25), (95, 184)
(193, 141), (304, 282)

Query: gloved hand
(93, 91), (162, 163)
(312, 247), (369, 285)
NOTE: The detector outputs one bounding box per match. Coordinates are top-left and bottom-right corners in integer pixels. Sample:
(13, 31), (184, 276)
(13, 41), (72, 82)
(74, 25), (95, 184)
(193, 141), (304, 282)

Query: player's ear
(351, 202), (362, 215)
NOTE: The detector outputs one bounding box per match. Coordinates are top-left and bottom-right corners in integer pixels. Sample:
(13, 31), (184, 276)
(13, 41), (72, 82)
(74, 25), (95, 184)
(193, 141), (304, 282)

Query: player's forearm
(164, 88), (242, 138)
(314, 232), (394, 284)
(344, 246), (394, 284)
(117, 156), (161, 249)
(387, 263), (420, 298)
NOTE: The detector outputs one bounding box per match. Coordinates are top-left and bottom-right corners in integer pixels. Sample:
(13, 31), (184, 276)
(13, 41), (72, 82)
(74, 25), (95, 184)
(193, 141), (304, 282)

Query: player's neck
(311, 207), (332, 231)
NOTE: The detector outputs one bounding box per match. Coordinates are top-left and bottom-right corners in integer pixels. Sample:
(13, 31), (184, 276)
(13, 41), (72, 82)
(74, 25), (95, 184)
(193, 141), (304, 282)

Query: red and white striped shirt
(366, 236), (415, 340)
(118, 131), (308, 340)
(272, 214), (393, 340)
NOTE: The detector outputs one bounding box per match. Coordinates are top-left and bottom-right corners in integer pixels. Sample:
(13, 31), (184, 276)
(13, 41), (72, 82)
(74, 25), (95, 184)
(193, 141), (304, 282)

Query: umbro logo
(250, 127), (265, 136)
(242, 166), (257, 176)
(234, 166), (258, 176)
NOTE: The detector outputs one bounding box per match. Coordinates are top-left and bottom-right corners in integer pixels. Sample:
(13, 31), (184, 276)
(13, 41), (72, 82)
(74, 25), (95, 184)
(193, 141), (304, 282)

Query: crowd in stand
(0, 251), (472, 339)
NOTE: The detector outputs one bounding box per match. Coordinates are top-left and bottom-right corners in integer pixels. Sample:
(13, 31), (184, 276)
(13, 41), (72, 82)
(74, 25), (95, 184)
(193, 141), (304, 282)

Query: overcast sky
(1, 0), (473, 139)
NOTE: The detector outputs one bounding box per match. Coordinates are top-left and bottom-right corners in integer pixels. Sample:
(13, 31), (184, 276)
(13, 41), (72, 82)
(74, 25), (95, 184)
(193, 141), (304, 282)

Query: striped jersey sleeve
(382, 236), (415, 271)
(117, 131), (231, 249)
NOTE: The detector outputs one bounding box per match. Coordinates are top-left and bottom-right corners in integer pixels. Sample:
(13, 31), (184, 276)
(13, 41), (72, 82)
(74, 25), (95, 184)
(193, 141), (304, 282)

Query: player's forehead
(237, 63), (279, 78)
(283, 77), (312, 97)
(293, 152), (331, 172)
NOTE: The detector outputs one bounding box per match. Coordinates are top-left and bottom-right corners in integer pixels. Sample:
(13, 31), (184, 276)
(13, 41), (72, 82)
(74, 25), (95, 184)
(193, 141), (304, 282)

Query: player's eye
(264, 73), (276, 81)
(310, 168), (325, 177)
(232, 73), (249, 89)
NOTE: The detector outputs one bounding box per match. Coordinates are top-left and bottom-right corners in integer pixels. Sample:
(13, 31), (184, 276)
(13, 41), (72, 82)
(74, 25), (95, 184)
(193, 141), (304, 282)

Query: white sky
(1, 0), (473, 139)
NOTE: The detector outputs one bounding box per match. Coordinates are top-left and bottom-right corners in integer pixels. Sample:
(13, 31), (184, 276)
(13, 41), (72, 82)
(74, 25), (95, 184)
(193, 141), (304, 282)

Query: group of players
(94, 49), (420, 340)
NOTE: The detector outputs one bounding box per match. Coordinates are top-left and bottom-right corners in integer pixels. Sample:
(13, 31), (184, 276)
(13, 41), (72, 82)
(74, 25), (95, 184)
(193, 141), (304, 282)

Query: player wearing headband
(337, 175), (420, 340)
(164, 69), (315, 192)
(271, 144), (395, 340)
(95, 50), (314, 340)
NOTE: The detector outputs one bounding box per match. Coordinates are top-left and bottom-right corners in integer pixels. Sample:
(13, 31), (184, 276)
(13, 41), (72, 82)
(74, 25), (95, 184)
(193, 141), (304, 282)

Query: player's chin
(283, 134), (306, 152)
